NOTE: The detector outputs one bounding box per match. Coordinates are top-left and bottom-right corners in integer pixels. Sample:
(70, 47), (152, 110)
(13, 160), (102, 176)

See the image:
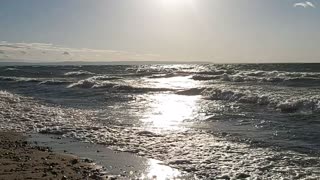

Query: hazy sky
(0, 0), (319, 63)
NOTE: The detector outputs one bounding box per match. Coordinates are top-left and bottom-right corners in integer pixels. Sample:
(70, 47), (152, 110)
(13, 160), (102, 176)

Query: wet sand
(0, 132), (106, 180)
(0, 131), (190, 180)
(28, 133), (190, 180)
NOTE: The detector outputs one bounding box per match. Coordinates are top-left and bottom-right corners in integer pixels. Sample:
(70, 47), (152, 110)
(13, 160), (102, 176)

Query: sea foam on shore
(0, 90), (320, 179)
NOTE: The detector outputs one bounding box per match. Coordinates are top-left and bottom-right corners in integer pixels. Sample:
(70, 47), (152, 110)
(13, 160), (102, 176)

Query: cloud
(0, 41), (164, 62)
(305, 1), (316, 8)
(294, 1), (316, 8)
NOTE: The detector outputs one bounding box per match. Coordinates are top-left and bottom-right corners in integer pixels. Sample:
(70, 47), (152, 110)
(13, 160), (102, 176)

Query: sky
(0, 0), (319, 63)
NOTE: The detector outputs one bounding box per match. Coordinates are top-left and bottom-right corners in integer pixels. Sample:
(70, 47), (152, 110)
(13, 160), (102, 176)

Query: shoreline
(1, 90), (320, 179)
(28, 133), (190, 180)
(0, 131), (107, 180)
(0, 131), (190, 180)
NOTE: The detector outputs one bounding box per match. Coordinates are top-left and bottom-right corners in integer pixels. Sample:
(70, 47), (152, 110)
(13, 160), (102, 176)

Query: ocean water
(1, 63), (320, 178)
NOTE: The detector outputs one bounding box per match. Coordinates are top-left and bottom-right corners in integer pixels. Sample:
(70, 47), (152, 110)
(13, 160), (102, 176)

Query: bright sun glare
(159, 0), (193, 8)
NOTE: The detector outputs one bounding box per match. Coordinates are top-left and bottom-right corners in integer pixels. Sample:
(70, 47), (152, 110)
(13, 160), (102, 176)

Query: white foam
(0, 76), (41, 83)
(67, 79), (97, 88)
(4, 67), (19, 71)
(68, 77), (174, 92)
(64, 70), (95, 76)
(192, 70), (320, 85)
(201, 87), (320, 113)
(39, 80), (72, 85)
(0, 90), (320, 179)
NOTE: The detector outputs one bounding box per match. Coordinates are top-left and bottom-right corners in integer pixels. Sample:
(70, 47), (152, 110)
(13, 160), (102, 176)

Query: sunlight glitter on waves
(140, 159), (183, 180)
(146, 76), (200, 90)
(141, 94), (201, 132)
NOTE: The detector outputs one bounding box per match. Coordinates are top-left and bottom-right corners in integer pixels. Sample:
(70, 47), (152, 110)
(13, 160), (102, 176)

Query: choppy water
(1, 63), (320, 178)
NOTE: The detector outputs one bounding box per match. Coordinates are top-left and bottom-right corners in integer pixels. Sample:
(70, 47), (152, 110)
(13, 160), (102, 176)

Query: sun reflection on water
(140, 76), (203, 132)
(146, 76), (199, 90)
(140, 159), (183, 180)
(142, 94), (200, 131)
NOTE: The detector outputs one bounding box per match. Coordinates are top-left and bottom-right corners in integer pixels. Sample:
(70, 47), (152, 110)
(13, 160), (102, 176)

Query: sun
(161, 0), (184, 6)
(159, 0), (194, 8)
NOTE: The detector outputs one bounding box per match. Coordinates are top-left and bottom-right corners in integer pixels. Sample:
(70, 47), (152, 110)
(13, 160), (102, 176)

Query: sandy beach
(0, 132), (107, 180)
(0, 131), (190, 180)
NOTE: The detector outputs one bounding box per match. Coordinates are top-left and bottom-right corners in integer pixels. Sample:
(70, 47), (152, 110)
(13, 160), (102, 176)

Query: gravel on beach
(0, 132), (107, 180)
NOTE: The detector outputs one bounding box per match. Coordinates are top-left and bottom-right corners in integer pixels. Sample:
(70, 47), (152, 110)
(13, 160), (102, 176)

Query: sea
(0, 63), (320, 179)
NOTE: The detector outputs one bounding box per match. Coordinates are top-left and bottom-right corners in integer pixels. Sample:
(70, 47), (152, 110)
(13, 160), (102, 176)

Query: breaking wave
(38, 80), (72, 85)
(192, 71), (320, 86)
(0, 76), (74, 85)
(89, 75), (123, 81)
(200, 88), (320, 113)
(68, 77), (174, 93)
(4, 67), (19, 71)
(64, 70), (95, 76)
(0, 76), (41, 83)
(176, 86), (320, 113)
(147, 73), (177, 79)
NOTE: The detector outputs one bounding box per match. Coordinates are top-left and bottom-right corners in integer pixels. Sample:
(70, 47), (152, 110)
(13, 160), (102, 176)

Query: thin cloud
(0, 41), (165, 62)
(294, 1), (316, 8)
(306, 1), (316, 8)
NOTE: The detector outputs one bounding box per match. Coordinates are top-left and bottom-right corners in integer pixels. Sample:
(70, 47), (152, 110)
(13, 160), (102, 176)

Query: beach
(0, 90), (189, 179)
(0, 64), (320, 179)
(0, 132), (106, 180)
(1, 0), (320, 178)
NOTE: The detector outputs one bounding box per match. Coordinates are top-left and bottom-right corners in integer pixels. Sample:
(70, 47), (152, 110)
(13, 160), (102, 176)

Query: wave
(191, 74), (253, 82)
(236, 70), (320, 78)
(0, 90), (21, 103)
(68, 79), (97, 88)
(90, 75), (122, 81)
(4, 67), (19, 71)
(204, 88), (320, 113)
(176, 88), (206, 96)
(176, 87), (320, 113)
(38, 80), (72, 85)
(0, 76), (75, 85)
(0, 76), (41, 83)
(95, 83), (173, 93)
(284, 77), (320, 84)
(202, 88), (271, 105)
(191, 72), (320, 86)
(191, 75), (221, 81)
(64, 70), (95, 77)
(196, 69), (233, 75)
(0, 76), (17, 81)
(67, 76), (119, 89)
(147, 73), (176, 79)
(68, 78), (173, 93)
(277, 98), (320, 113)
